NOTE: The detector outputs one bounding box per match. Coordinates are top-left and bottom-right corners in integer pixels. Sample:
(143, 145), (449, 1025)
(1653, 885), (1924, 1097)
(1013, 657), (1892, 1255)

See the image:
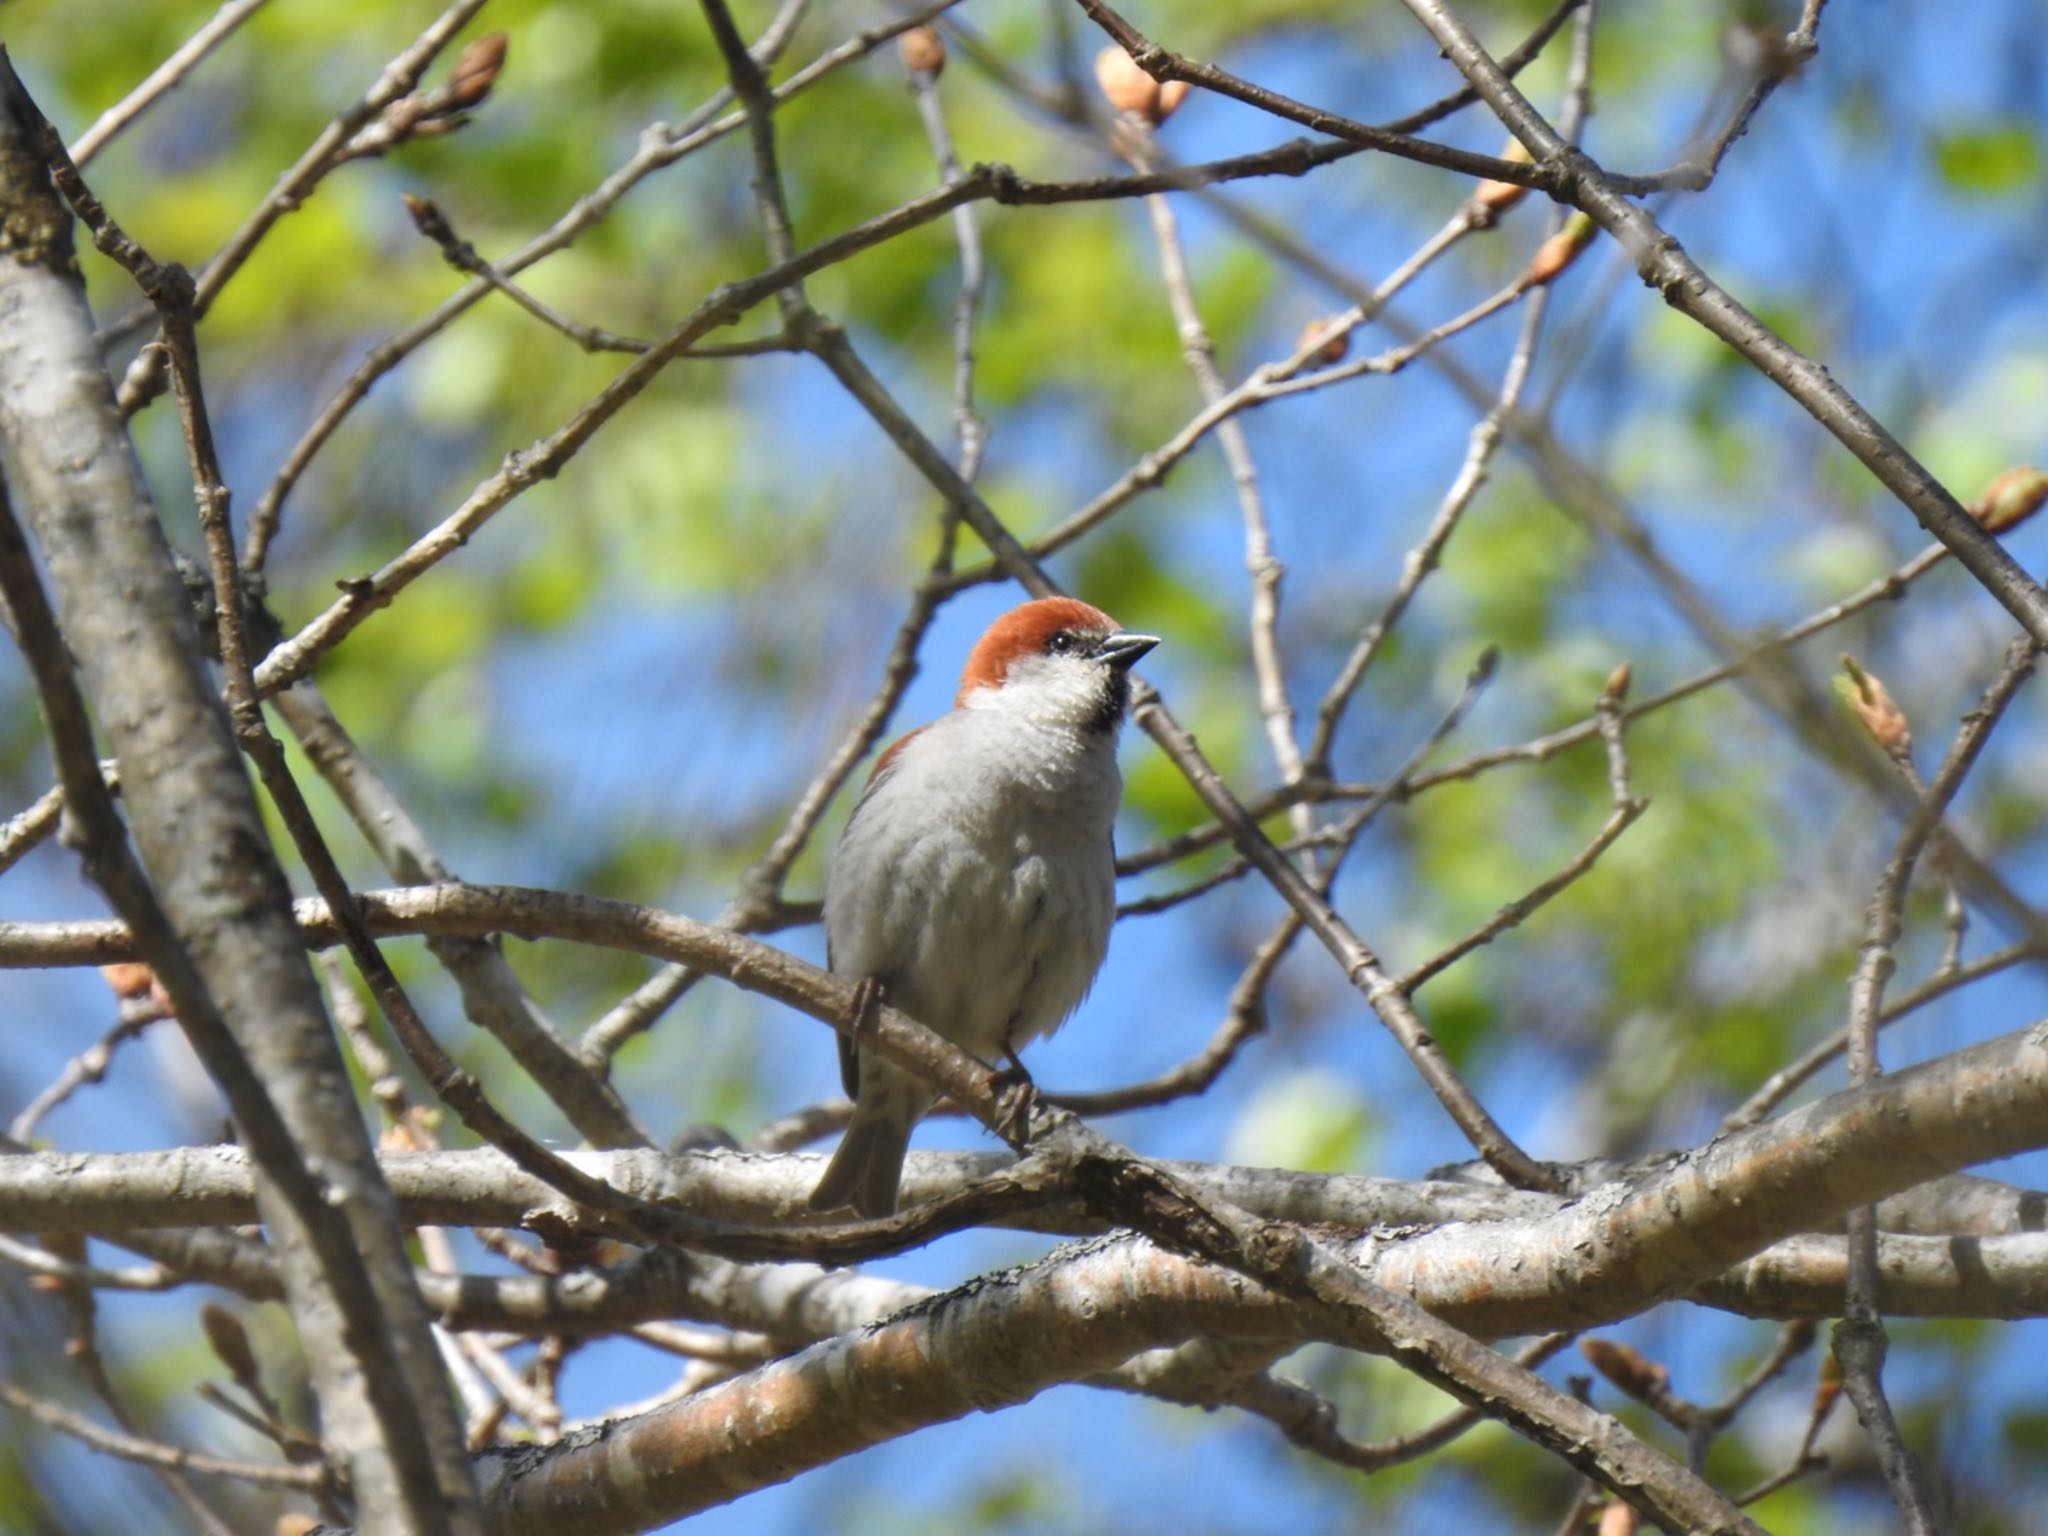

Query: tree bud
(1971, 465), (2048, 534)
(1473, 136), (1535, 213)
(1297, 316), (1351, 366)
(1580, 1336), (1669, 1401)
(445, 32), (508, 110)
(1838, 655), (1911, 757)
(1524, 212), (1597, 287)
(99, 962), (155, 1000)
(899, 26), (946, 78)
(1813, 1340), (1845, 1421)
(201, 1303), (260, 1383)
(1095, 47), (1189, 126)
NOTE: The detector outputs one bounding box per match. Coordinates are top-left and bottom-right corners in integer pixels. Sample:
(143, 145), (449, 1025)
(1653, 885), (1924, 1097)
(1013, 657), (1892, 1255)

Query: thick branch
(0, 56), (477, 1534)
(10, 883), (2048, 1326)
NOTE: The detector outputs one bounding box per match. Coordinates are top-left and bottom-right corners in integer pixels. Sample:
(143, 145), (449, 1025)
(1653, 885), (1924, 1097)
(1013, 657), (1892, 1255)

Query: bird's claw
(990, 1049), (1040, 1147)
(848, 976), (885, 1041)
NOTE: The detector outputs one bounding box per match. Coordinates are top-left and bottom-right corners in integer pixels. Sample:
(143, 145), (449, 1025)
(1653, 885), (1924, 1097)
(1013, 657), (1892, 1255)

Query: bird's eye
(1047, 631), (1076, 655)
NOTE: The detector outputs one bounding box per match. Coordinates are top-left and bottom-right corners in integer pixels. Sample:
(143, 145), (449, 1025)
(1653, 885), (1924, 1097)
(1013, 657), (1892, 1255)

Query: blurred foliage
(3, 0), (2048, 1533)
(1931, 120), (2043, 198)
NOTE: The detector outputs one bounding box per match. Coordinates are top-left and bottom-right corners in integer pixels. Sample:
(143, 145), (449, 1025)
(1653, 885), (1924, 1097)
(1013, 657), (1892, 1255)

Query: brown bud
(1094, 47), (1188, 126)
(446, 32), (508, 110)
(1296, 316), (1351, 367)
(1579, 1337), (1670, 1401)
(1819, 1343), (1844, 1391)
(201, 1303), (260, 1383)
(1838, 656), (1911, 757)
(1601, 660), (1633, 704)
(1971, 465), (2048, 535)
(1598, 1502), (1641, 1536)
(898, 25), (946, 77)
(1809, 1340), (1845, 1432)
(1524, 212), (1597, 287)
(99, 962), (156, 1001)
(98, 961), (173, 1021)
(1473, 136), (1535, 213)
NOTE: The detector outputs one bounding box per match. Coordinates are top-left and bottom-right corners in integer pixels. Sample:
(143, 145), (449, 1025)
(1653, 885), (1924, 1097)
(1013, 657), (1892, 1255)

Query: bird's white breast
(823, 707), (1121, 1061)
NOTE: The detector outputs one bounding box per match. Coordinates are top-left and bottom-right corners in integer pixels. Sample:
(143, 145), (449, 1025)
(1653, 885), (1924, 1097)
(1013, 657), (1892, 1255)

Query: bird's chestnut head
(957, 597), (1159, 734)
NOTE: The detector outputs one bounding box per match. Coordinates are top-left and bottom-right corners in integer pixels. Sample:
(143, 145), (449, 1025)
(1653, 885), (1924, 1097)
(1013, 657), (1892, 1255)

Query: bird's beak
(1094, 631), (1160, 671)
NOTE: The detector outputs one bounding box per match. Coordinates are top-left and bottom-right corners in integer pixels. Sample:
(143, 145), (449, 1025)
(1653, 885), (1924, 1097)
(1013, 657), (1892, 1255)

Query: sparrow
(808, 597), (1159, 1218)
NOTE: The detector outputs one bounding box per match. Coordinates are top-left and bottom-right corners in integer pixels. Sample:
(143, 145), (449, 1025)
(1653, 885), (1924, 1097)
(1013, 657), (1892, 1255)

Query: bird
(808, 597), (1159, 1218)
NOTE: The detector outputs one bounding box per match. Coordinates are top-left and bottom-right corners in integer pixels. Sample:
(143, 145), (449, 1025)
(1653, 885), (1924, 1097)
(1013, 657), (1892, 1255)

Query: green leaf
(1931, 121), (2043, 197)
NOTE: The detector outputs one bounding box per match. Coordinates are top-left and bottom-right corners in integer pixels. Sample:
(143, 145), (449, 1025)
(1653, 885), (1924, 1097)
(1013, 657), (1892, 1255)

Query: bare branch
(112, 0), (496, 414)
(1391, 0), (2048, 650)
(1832, 633), (2034, 1533)
(68, 0), (272, 166)
(0, 1379), (328, 1492)
(0, 62), (479, 1532)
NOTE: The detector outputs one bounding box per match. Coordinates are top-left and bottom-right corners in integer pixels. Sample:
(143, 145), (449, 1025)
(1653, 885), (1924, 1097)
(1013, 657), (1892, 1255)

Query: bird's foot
(990, 1047), (1040, 1147)
(848, 976), (885, 1040)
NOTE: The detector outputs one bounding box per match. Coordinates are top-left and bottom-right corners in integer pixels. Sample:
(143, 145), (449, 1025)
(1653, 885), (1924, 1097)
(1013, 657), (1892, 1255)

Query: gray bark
(0, 60), (478, 1535)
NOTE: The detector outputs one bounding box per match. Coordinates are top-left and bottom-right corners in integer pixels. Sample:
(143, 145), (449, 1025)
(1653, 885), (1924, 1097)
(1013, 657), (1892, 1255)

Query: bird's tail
(807, 1096), (915, 1218)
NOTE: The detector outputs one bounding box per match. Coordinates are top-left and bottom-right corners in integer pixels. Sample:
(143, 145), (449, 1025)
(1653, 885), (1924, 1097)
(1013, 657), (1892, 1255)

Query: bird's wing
(830, 724), (931, 1100)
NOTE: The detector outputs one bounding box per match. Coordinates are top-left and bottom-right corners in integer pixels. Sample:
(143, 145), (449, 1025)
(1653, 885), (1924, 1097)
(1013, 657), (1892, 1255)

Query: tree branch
(0, 57), (478, 1533)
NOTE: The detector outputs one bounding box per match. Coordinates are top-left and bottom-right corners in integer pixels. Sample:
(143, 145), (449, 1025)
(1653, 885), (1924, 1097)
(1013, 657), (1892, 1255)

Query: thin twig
(1305, 2), (1597, 775)
(1735, 1454), (1829, 1506)
(277, 679), (651, 1147)
(1121, 120), (1310, 856)
(0, 1379), (326, 1491)
(1392, 0), (2048, 654)
(1410, 544), (1950, 800)
(241, 0), (956, 569)
(0, 1234), (177, 1291)
(904, 31), (989, 478)
(1227, 1333), (1575, 1471)
(45, 128), (695, 1250)
(932, 269), (1522, 595)
(1695, 1320), (1819, 1450)
(403, 193), (653, 353)
(1833, 634), (2035, 1534)
(401, 192), (806, 358)
(9, 990), (170, 1142)
(1722, 935), (2048, 1132)
(1072, 0), (1568, 195)
(112, 0), (494, 414)
(0, 764), (122, 878)
(0, 782), (66, 876)
(1064, 656), (1497, 1118)
(1400, 668), (1646, 992)
(68, 0), (272, 166)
